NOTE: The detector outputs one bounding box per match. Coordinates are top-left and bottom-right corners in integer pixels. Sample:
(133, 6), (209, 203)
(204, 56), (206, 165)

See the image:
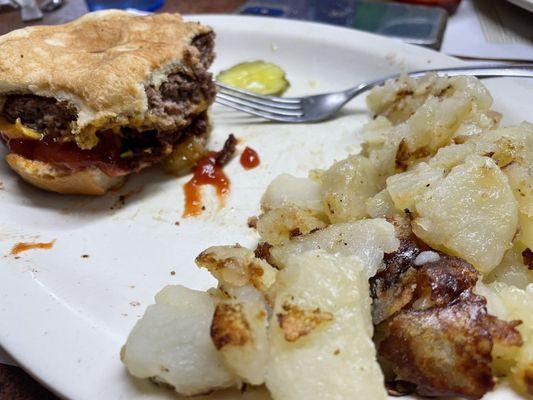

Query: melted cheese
(75, 125), (99, 149)
(75, 117), (140, 150)
(0, 117), (42, 140)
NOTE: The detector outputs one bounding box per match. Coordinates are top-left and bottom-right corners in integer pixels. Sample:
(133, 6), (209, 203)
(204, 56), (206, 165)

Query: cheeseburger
(0, 10), (216, 195)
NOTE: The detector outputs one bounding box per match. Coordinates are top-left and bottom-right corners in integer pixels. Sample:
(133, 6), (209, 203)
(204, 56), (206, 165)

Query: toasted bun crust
(6, 153), (125, 195)
(0, 10), (211, 139)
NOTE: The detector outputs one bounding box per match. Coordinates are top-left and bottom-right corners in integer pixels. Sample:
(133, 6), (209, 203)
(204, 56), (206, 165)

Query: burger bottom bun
(6, 153), (126, 195)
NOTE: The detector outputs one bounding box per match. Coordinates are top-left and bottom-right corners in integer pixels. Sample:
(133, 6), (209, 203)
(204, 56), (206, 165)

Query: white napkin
(442, 0), (533, 61)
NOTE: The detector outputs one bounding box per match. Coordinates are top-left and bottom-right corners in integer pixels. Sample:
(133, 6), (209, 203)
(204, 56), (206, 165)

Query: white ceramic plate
(0, 15), (532, 400)
(506, 0), (533, 12)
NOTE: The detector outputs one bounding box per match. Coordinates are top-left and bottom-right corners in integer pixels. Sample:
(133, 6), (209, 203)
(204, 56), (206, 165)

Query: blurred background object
(41, 0), (64, 12)
(0, 0), (17, 10)
(0, 0), (62, 14)
(85, 0), (164, 11)
(238, 0), (448, 49)
(394, 0), (461, 14)
(16, 0), (43, 20)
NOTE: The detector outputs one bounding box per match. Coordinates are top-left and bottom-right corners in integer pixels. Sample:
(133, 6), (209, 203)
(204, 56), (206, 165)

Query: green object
(217, 61), (290, 96)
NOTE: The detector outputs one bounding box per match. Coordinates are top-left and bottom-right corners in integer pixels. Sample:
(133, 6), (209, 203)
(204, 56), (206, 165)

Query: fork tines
(215, 82), (304, 121)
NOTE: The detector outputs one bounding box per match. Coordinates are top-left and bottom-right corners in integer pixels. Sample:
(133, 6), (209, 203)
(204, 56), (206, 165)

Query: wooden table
(0, 1), (245, 397)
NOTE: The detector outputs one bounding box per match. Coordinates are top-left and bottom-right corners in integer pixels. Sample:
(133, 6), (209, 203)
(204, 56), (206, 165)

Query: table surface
(0, 1), (245, 398)
(0, 0), (245, 35)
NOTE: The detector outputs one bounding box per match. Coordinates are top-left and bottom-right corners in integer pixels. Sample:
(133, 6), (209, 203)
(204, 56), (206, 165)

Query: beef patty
(2, 95), (77, 137)
(146, 32), (216, 132)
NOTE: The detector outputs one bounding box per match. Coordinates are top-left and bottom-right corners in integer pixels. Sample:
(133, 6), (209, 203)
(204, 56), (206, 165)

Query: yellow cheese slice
(0, 117), (42, 140)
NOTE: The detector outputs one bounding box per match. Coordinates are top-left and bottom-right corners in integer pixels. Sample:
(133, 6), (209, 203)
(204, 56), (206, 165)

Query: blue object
(86, 0), (164, 12)
(241, 6), (286, 17)
(238, 0), (447, 49)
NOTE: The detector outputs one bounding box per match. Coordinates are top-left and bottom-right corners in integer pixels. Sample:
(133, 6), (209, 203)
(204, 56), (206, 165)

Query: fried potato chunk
(196, 245), (275, 385)
(477, 282), (533, 396)
(367, 74), (493, 126)
(379, 292), (497, 399)
(257, 174), (329, 244)
(269, 218), (399, 277)
(260, 173), (324, 216)
(386, 162), (444, 211)
(366, 188), (400, 218)
(504, 162), (533, 250)
(266, 251), (387, 400)
(372, 219), (522, 399)
(412, 155), (518, 273)
(485, 242), (533, 289)
(429, 123), (533, 252)
(321, 155), (382, 223)
(196, 245), (277, 294)
(211, 298), (269, 385)
(363, 75), (499, 177)
(256, 205), (327, 245)
(121, 285), (239, 396)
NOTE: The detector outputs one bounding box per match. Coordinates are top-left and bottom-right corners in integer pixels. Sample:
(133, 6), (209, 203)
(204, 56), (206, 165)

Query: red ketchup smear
(240, 147), (260, 170)
(183, 152), (230, 217)
(6, 136), (129, 176)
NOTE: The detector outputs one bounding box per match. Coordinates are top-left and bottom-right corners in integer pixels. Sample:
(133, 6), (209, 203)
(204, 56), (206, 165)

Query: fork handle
(352, 64), (533, 98)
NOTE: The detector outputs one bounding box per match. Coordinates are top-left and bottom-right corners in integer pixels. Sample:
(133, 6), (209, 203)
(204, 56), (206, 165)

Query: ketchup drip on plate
(11, 240), (56, 255)
(183, 151), (230, 217)
(240, 146), (260, 170)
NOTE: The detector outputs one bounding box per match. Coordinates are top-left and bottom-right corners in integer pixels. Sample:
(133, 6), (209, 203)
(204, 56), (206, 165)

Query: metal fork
(215, 64), (533, 123)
